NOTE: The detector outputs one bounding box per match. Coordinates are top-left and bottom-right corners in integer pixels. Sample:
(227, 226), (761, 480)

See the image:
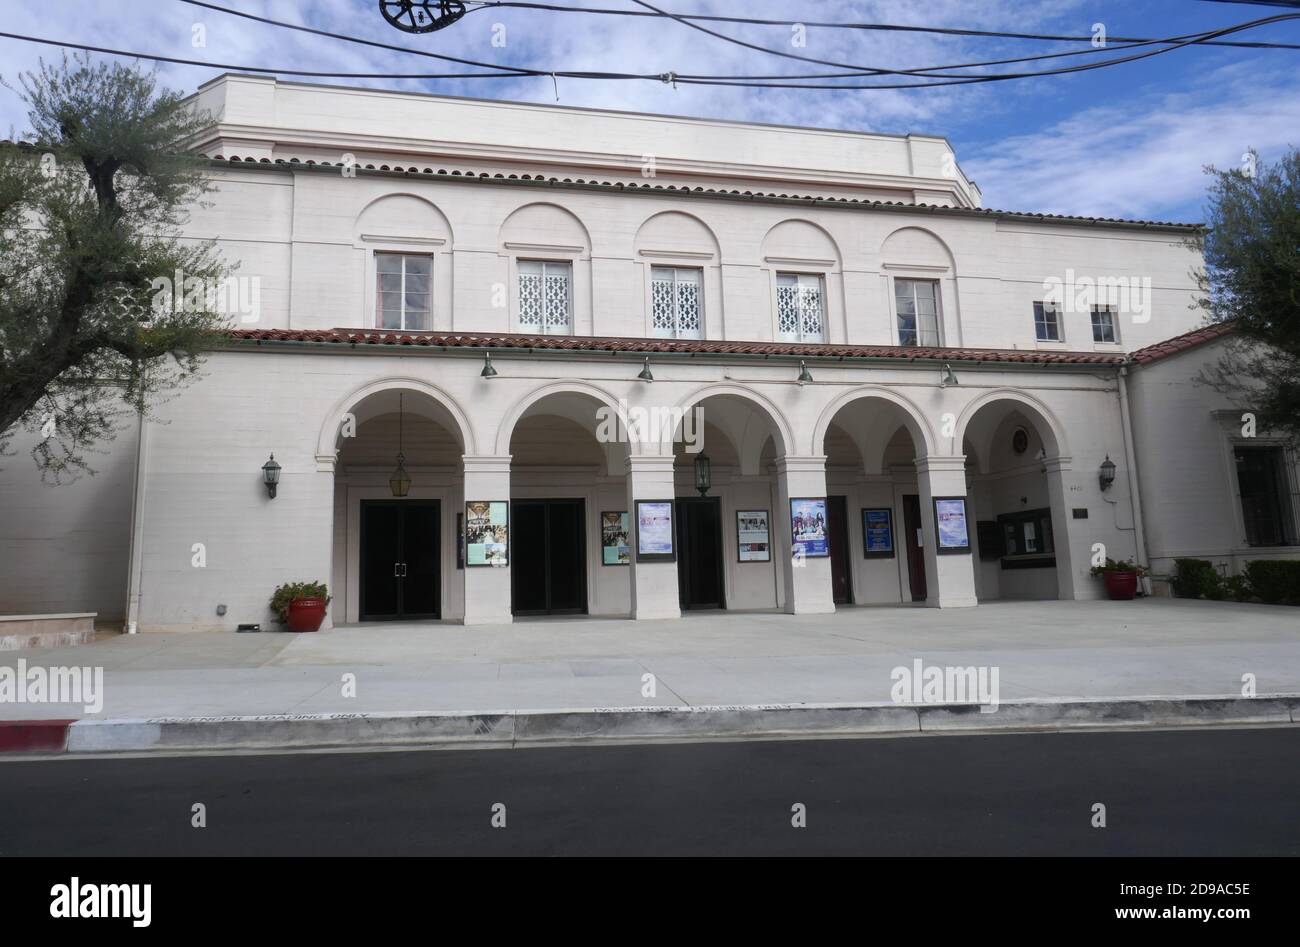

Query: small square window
(1034, 301), (1062, 342)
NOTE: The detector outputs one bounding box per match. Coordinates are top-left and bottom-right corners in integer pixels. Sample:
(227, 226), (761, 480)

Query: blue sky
(0, 0), (1297, 223)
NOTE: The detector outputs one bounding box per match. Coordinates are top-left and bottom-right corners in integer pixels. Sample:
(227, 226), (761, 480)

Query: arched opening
(960, 399), (1066, 601)
(330, 386), (468, 624)
(819, 393), (932, 606)
(670, 391), (789, 612)
(505, 389), (630, 617)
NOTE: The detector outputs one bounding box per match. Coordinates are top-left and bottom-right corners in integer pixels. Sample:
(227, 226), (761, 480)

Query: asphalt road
(1, 727), (1297, 856)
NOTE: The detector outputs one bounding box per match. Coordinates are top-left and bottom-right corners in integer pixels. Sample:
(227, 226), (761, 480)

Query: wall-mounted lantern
(797, 360), (813, 385)
(694, 453), (712, 496)
(638, 357), (654, 383)
(262, 453), (281, 499)
(480, 353), (498, 378)
(940, 363), (959, 387)
(1099, 455), (1117, 491)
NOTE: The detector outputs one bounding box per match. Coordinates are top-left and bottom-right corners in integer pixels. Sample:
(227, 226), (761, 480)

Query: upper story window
(1034, 301), (1063, 342)
(776, 273), (825, 343)
(519, 260), (571, 334)
(1091, 304), (1119, 344)
(651, 266), (703, 339)
(895, 278), (940, 347)
(376, 252), (431, 330)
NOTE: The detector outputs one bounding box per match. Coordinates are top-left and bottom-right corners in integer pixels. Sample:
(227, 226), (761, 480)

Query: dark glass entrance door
(678, 497), (724, 610)
(902, 494), (927, 602)
(360, 500), (440, 621)
(827, 495), (852, 605)
(511, 499), (587, 615)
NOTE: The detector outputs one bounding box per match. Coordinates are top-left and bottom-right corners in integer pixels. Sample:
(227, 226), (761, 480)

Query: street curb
(0, 719), (76, 753)
(0, 694), (1286, 755)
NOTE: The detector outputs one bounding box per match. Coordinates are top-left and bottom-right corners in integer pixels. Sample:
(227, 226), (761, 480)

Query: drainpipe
(1117, 366), (1151, 595)
(123, 405), (150, 634)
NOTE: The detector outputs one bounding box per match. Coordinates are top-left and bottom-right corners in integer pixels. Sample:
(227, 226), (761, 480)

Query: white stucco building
(2, 74), (1296, 631)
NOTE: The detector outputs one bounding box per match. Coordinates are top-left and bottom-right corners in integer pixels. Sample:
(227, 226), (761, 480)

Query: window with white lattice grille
(775, 273), (825, 343)
(650, 267), (703, 339)
(518, 260), (572, 334)
(375, 253), (431, 330)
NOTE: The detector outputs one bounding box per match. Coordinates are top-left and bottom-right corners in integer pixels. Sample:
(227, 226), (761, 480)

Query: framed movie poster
(861, 508), (895, 559)
(601, 511), (631, 566)
(933, 496), (971, 554)
(635, 500), (675, 561)
(736, 509), (771, 562)
(789, 497), (829, 558)
(465, 500), (509, 567)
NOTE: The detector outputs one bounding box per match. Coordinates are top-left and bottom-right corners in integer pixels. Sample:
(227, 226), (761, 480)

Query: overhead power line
(627, 1), (1300, 85)
(468, 0), (1300, 50)
(0, 9), (1296, 91)
(178, 0), (1251, 84)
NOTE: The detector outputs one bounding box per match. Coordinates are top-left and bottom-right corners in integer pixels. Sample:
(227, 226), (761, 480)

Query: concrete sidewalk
(1, 599), (1298, 753)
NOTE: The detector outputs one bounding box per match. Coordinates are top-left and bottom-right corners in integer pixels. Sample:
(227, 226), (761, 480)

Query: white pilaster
(916, 454), (978, 608)
(775, 455), (836, 615)
(625, 454), (681, 620)
(462, 454), (513, 625)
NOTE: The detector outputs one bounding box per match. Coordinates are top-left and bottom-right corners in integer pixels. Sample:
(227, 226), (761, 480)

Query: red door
(902, 495), (927, 602)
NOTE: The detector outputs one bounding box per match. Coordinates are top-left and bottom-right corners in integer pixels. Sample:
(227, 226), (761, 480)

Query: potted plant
(1089, 558), (1148, 601)
(271, 581), (331, 632)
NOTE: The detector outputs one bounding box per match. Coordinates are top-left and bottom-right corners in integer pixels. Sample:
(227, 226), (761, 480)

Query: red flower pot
(1103, 570), (1138, 601)
(286, 596), (327, 632)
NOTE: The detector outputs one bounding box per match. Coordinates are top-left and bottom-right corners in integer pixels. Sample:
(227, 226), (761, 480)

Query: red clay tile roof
(1129, 321), (1235, 365)
(227, 327), (1129, 366)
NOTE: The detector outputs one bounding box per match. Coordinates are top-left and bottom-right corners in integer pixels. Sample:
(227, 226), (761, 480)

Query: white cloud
(962, 61), (1300, 221)
(0, 0), (1293, 225)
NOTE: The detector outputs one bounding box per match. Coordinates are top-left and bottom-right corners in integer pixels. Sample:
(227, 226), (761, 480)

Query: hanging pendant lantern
(389, 392), (412, 497)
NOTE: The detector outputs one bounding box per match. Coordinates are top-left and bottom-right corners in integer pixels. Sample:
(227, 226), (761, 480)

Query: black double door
(677, 497), (725, 610)
(360, 500), (440, 621)
(512, 499), (587, 615)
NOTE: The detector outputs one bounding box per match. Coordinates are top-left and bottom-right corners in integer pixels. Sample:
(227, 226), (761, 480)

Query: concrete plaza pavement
(1, 599), (1297, 721)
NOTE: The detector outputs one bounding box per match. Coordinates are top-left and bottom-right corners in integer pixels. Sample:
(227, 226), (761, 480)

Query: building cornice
(190, 122), (972, 207)
(195, 154), (1202, 235)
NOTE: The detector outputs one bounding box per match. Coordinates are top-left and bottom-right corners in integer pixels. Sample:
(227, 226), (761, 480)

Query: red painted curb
(0, 720), (75, 753)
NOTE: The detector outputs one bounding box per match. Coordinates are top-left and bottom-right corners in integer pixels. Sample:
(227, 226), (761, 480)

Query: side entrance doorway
(902, 494), (928, 602)
(827, 495), (853, 605)
(677, 496), (725, 610)
(512, 498), (588, 615)
(360, 499), (441, 621)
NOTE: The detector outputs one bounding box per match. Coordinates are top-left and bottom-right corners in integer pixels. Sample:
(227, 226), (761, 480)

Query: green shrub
(270, 581), (331, 624)
(1243, 560), (1300, 605)
(1171, 558), (1221, 599)
(1221, 575), (1253, 603)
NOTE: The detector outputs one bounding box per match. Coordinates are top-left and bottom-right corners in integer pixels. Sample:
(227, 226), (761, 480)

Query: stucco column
(1044, 456), (1083, 600)
(462, 454), (513, 626)
(625, 454), (681, 621)
(916, 455), (978, 608)
(775, 455), (836, 615)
